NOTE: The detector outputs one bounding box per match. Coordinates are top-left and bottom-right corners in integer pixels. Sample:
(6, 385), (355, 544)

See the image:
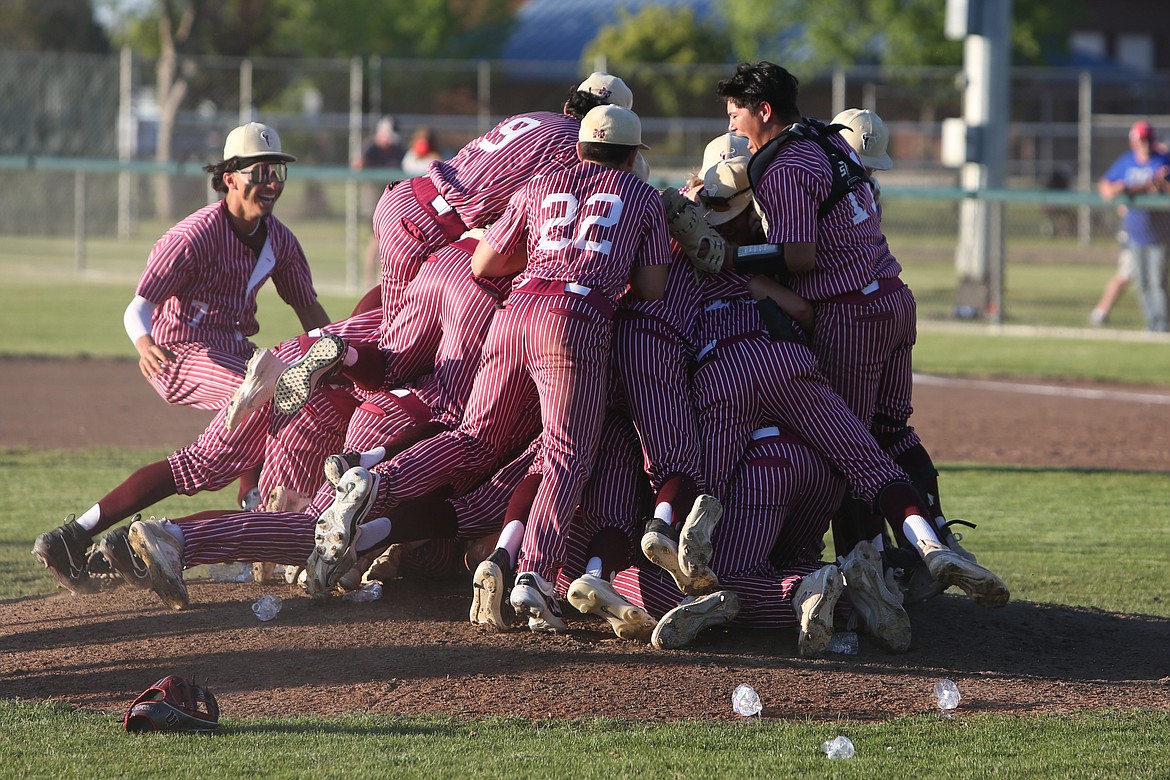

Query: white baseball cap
(577, 72), (634, 110)
(632, 152), (650, 182)
(701, 133), (751, 175)
(579, 105), (649, 149)
(831, 108), (892, 170)
(223, 122), (296, 163)
(700, 156), (753, 226)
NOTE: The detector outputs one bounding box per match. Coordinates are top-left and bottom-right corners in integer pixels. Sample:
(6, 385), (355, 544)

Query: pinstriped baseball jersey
(145, 344), (249, 410)
(429, 112), (582, 229)
(486, 161), (672, 302)
(753, 133), (900, 301)
(137, 201), (318, 351)
(693, 310), (910, 506)
(611, 252), (704, 493)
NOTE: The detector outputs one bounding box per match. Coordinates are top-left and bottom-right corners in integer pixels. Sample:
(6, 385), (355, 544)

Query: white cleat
(841, 541), (911, 653)
(919, 539), (1010, 608)
(128, 517), (188, 610)
(314, 466), (378, 565)
(678, 494), (722, 581)
(225, 348), (287, 430)
(567, 573), (656, 643)
(651, 590), (740, 650)
(469, 559), (508, 631)
(793, 563), (844, 657)
(274, 333), (345, 416)
(509, 572), (567, 633)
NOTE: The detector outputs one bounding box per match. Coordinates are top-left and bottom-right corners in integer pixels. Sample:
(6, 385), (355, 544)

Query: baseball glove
(124, 675), (220, 733)
(660, 188), (727, 275)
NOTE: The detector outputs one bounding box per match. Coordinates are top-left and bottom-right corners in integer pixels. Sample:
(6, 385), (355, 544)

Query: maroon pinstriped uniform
(610, 431), (840, 627)
(174, 440), (540, 571)
(554, 410), (648, 595)
(136, 200), (318, 409)
(611, 244), (705, 496)
(693, 279), (912, 516)
(368, 162), (671, 581)
(752, 132), (921, 446)
(166, 310), (378, 502)
(371, 112), (581, 337)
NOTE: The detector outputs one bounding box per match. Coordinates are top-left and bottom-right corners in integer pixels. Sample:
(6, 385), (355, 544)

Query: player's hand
(135, 336), (174, 379)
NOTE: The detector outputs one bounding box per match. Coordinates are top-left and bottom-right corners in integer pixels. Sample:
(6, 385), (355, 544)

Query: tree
(583, 5), (732, 140)
(0, 0), (111, 53)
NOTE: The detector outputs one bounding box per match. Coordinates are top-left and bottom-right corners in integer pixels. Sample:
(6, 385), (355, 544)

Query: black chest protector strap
(747, 118), (871, 220)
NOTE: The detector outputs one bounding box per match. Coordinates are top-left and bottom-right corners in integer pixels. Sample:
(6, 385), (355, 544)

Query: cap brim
(232, 151), (297, 163)
(860, 152), (892, 170)
(704, 195), (752, 226)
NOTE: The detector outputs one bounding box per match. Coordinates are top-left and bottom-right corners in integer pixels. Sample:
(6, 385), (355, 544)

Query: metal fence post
(346, 56), (363, 292)
(478, 60), (492, 135)
(1078, 70), (1093, 247)
(240, 58), (253, 123)
(118, 46), (133, 241)
(75, 170), (86, 273)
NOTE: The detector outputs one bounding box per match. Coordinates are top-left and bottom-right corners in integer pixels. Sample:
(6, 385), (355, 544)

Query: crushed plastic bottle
(821, 735), (855, 760)
(934, 679), (961, 714)
(208, 562), (253, 583)
(341, 581), (383, 603)
(827, 631), (859, 655)
(251, 594), (283, 621)
(731, 684), (762, 717)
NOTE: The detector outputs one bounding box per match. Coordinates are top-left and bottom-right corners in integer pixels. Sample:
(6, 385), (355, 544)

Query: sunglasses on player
(234, 162), (288, 185)
(699, 185), (750, 212)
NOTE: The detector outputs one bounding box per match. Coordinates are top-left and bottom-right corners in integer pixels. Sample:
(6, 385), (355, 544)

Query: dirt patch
(3, 356), (1169, 722)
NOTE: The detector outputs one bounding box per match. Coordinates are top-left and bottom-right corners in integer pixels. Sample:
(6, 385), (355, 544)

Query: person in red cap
(1097, 120), (1170, 332)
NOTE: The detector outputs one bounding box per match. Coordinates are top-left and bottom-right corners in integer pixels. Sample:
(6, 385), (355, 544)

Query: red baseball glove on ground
(123, 675), (220, 733)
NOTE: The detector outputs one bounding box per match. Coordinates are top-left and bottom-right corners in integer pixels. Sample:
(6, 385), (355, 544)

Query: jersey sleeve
(483, 186), (531, 257)
(135, 231), (194, 304)
(633, 191), (673, 268)
(269, 230), (319, 309)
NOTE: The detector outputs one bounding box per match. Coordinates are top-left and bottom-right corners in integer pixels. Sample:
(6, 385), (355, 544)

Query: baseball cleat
(509, 572), (567, 633)
(640, 517), (719, 596)
(323, 452), (363, 488)
(32, 516), (99, 596)
(273, 333), (345, 416)
(567, 573), (656, 643)
(469, 558), (508, 630)
(919, 539), (1010, 608)
(793, 563), (844, 657)
(128, 517), (189, 610)
(314, 466), (379, 565)
(225, 348), (287, 430)
(96, 521), (152, 590)
(841, 541), (911, 653)
(651, 590), (741, 650)
(678, 494), (722, 580)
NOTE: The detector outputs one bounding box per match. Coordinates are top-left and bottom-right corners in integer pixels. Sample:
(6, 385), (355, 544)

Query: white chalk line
(913, 374), (1170, 405)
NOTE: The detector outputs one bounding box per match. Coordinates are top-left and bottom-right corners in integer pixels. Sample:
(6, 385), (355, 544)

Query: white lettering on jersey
(535, 192), (625, 256)
(478, 117), (542, 152)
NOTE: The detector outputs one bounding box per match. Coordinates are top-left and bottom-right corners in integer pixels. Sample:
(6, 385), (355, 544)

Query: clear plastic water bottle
(341, 582), (383, 602)
(821, 735), (855, 760)
(731, 684), (762, 717)
(934, 679), (961, 713)
(827, 631), (859, 654)
(209, 562), (253, 582)
(251, 594), (283, 621)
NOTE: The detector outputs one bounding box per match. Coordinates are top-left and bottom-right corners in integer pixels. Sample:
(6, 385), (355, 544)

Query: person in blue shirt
(1098, 120), (1170, 332)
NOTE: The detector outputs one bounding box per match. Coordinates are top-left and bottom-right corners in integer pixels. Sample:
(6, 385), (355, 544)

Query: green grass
(2, 703), (1169, 779)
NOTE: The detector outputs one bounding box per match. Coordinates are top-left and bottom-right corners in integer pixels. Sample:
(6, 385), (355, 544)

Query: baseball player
(367, 72), (634, 343)
(715, 63), (1004, 605)
(119, 439), (541, 610)
(125, 122), (329, 410)
(310, 105), (673, 633)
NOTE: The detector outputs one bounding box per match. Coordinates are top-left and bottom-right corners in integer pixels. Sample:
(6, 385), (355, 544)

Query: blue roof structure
(501, 0), (721, 62)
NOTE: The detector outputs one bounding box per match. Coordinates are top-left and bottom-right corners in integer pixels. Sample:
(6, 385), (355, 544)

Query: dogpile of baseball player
(34, 62), (1009, 658)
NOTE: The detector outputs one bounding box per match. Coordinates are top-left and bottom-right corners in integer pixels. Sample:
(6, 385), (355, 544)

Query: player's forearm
(294, 301), (331, 332)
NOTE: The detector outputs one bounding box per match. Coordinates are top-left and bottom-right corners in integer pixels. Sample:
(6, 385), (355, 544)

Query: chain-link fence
(2, 50), (1169, 331)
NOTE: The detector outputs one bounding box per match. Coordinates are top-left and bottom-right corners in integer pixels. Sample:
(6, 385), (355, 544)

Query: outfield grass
(3, 703), (1169, 779)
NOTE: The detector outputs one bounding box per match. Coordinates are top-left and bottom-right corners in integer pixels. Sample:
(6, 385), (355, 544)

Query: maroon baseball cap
(1130, 120), (1155, 142)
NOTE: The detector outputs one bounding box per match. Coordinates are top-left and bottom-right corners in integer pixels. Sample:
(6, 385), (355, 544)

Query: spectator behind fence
(353, 116), (406, 287)
(402, 127), (445, 177)
(1096, 120), (1170, 332)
